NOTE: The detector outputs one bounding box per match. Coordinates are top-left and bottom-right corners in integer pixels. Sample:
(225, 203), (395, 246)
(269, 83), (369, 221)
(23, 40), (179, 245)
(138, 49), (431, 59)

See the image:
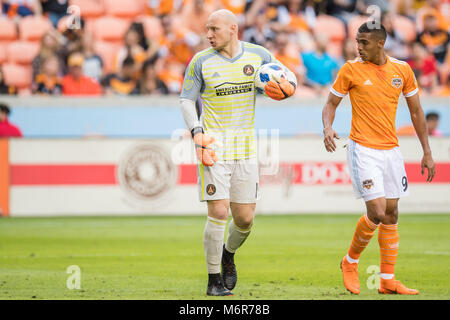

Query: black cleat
(221, 245), (237, 290)
(206, 273), (233, 296)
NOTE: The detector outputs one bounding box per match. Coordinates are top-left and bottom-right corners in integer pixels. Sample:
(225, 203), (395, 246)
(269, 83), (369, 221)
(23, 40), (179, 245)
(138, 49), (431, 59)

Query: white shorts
(197, 159), (259, 203)
(346, 139), (409, 202)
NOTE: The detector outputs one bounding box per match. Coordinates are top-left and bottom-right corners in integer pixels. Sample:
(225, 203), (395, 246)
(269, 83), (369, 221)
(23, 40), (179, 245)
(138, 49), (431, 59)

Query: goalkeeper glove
(192, 129), (218, 166)
(265, 77), (296, 100)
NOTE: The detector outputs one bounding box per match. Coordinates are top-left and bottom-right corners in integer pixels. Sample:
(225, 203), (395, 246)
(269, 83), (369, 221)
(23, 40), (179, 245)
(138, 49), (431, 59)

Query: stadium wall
(1, 96), (449, 137)
(1, 137), (449, 217)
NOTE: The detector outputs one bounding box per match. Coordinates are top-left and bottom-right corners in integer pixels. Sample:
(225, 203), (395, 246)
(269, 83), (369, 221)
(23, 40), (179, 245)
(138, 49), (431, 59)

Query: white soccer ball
(254, 63), (287, 96)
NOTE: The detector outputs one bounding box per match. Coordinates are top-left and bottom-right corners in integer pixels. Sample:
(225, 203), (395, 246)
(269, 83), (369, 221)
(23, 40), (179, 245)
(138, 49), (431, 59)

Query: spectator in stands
(41, 0), (68, 27)
(342, 38), (358, 62)
(139, 59), (168, 95)
(33, 54), (62, 95)
(242, 8), (276, 46)
(81, 32), (103, 83)
(0, 67), (17, 95)
(129, 22), (160, 65)
(178, 0), (215, 36)
(2, 0), (42, 18)
(408, 42), (439, 93)
(273, 32), (304, 85)
(102, 56), (139, 96)
(325, 0), (358, 25)
(417, 13), (449, 64)
(60, 17), (85, 68)
(301, 33), (339, 94)
(145, 0), (183, 16)
(114, 28), (147, 73)
(158, 13), (201, 66)
(439, 73), (450, 96)
(416, 0), (449, 33)
(0, 103), (22, 137)
(426, 111), (442, 137)
(382, 12), (410, 61)
(32, 30), (64, 80)
(62, 52), (102, 96)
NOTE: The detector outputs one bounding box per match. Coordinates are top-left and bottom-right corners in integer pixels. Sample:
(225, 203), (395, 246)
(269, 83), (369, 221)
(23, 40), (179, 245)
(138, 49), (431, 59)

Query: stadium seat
(6, 41), (40, 65)
(18, 16), (53, 42)
(103, 0), (143, 19)
(93, 41), (120, 74)
(347, 15), (370, 41)
(2, 63), (32, 88)
(69, 0), (104, 19)
(0, 44), (6, 64)
(393, 15), (416, 43)
(92, 16), (129, 43)
(313, 15), (346, 43)
(135, 16), (164, 41)
(327, 42), (343, 60)
(0, 17), (17, 43)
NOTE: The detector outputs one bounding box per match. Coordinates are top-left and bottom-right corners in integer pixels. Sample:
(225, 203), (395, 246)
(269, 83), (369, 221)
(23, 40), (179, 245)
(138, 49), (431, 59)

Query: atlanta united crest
(243, 64), (254, 76)
(206, 184), (216, 195)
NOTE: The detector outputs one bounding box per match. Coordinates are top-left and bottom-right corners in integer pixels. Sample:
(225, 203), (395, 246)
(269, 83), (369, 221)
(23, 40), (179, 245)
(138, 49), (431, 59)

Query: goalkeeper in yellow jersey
(180, 9), (297, 296)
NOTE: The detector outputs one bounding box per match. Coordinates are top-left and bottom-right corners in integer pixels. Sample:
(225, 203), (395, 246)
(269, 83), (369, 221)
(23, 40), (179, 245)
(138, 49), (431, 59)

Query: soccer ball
(254, 63), (287, 96)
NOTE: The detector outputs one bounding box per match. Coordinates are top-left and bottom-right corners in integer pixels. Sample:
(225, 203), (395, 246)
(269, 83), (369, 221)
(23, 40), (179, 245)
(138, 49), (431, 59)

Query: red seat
(69, 0), (104, 19)
(0, 44), (7, 64)
(135, 15), (164, 40)
(18, 16), (53, 42)
(7, 41), (40, 64)
(347, 15), (370, 41)
(2, 63), (32, 88)
(103, 0), (143, 19)
(93, 41), (121, 74)
(393, 15), (416, 43)
(0, 17), (17, 43)
(92, 16), (129, 44)
(314, 15), (346, 43)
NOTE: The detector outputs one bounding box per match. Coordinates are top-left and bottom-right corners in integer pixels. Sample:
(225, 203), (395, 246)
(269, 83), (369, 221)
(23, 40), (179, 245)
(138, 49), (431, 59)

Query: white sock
(203, 216), (227, 274)
(380, 273), (394, 280)
(225, 219), (252, 254)
(346, 254), (359, 264)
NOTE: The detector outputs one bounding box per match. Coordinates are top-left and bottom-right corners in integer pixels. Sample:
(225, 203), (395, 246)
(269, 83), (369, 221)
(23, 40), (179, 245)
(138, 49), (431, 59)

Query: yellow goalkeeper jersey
(180, 41), (293, 161)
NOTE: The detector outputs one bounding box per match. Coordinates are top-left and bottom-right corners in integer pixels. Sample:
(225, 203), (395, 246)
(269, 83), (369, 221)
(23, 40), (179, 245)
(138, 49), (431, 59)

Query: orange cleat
(340, 257), (360, 294)
(378, 278), (419, 295)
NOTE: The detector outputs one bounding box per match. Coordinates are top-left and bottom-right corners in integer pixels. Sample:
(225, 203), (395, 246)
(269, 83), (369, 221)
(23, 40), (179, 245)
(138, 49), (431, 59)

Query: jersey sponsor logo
(362, 179), (374, 189)
(214, 81), (253, 96)
(206, 184), (216, 195)
(243, 64), (255, 76)
(391, 77), (403, 88)
(212, 72), (220, 78)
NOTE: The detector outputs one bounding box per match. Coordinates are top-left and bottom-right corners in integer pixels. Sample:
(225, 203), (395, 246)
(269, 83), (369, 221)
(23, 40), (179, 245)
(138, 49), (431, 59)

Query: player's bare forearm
(405, 94), (436, 181)
(322, 93), (342, 152)
(405, 94), (431, 155)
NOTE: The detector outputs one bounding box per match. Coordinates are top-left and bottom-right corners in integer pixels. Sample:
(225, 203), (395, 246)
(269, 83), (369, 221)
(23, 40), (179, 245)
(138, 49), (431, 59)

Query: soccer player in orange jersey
(322, 22), (436, 295)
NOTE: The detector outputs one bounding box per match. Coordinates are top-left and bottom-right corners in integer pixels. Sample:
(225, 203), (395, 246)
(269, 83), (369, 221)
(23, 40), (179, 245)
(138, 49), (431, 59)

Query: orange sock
(378, 223), (399, 275)
(347, 214), (379, 262)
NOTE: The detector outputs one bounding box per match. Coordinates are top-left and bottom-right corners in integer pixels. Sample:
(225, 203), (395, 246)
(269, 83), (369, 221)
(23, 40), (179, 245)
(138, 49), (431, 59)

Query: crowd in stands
(0, 0), (448, 97)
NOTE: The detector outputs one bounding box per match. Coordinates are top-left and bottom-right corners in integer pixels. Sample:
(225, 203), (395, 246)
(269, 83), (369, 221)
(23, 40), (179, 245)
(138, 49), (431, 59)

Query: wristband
(191, 126), (204, 138)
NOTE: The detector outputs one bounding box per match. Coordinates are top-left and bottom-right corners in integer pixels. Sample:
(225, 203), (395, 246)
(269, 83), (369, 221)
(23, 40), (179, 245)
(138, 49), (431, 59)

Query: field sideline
(0, 214), (449, 300)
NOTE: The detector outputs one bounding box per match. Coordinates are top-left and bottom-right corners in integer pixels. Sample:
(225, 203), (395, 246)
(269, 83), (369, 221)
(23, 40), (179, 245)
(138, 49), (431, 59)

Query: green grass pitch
(0, 214), (449, 300)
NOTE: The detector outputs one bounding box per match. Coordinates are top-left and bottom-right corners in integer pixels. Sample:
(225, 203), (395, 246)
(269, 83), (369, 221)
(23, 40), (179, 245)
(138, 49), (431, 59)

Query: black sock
(222, 245), (234, 261)
(208, 273), (221, 285)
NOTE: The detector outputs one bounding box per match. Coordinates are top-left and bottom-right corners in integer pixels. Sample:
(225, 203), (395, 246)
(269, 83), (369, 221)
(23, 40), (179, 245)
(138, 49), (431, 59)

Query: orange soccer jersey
(331, 56), (418, 150)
